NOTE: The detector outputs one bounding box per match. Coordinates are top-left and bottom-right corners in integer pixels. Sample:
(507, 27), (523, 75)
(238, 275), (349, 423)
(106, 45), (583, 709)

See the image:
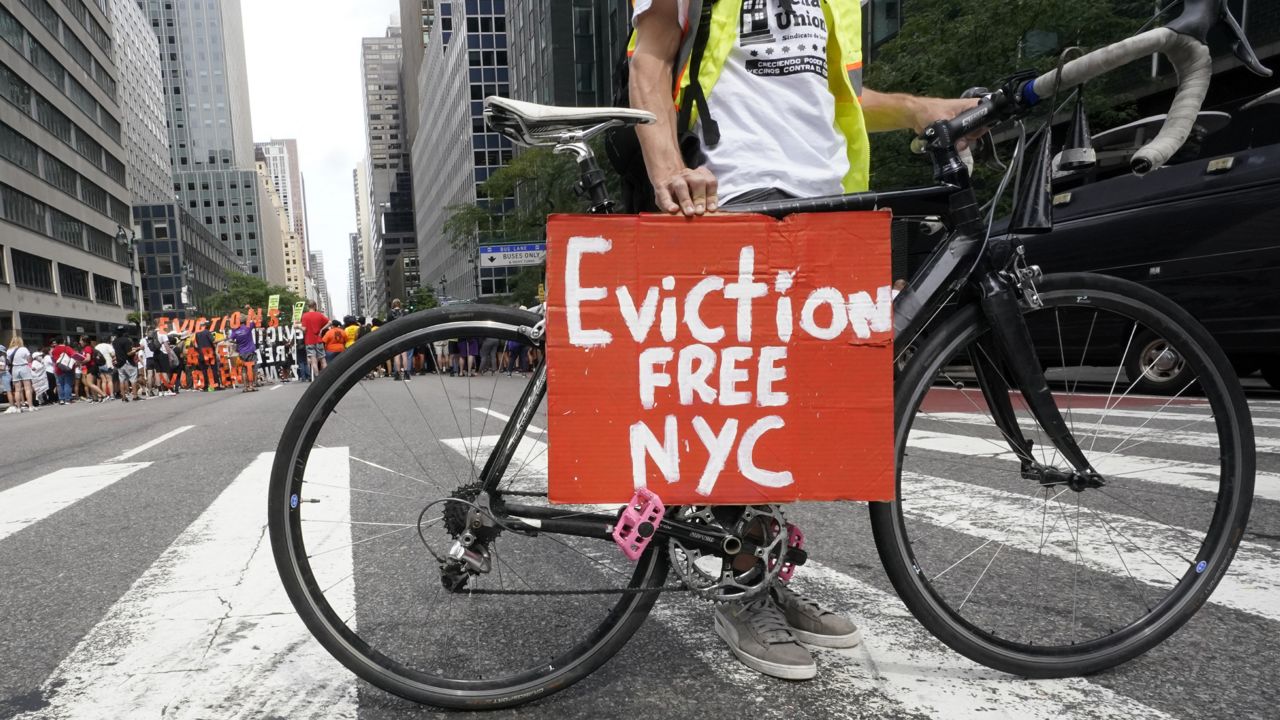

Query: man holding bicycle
(631, 0), (976, 680)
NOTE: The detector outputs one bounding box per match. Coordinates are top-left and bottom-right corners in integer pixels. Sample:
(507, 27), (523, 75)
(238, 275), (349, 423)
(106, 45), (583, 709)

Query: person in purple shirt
(229, 305), (258, 392)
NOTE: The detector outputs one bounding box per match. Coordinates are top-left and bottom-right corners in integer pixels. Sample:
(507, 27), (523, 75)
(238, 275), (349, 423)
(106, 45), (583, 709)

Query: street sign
(479, 243), (547, 268)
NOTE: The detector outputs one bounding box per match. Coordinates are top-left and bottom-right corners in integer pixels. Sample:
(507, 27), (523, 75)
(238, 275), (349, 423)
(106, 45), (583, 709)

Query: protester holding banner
(195, 323), (219, 392)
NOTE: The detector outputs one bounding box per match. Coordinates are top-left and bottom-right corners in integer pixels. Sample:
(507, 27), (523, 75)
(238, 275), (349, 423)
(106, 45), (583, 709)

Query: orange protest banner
(546, 212), (895, 505)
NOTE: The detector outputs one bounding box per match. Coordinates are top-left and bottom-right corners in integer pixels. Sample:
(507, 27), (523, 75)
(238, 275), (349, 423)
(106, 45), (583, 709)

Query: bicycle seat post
(553, 130), (615, 215)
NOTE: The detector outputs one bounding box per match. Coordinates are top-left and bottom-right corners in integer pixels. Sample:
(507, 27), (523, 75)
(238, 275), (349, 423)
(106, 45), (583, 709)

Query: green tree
(866, 0), (1153, 190)
(505, 264), (545, 308)
(200, 272), (304, 318)
(407, 286), (439, 313)
(443, 139), (620, 254)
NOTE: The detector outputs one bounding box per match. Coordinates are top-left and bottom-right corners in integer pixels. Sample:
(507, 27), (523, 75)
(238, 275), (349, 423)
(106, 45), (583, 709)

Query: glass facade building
(111, 0), (171, 205)
(413, 0), (515, 300)
(141, 0), (273, 280)
(131, 202), (242, 319)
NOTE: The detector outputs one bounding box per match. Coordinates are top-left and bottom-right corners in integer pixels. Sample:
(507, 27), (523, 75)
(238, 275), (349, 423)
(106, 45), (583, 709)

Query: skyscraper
(310, 250), (332, 318)
(413, 0), (514, 300)
(399, 0), (435, 149)
(1, 0), (138, 341)
(361, 22), (414, 315)
(506, 0), (631, 108)
(347, 231), (363, 317)
(112, 0), (172, 205)
(254, 139), (309, 257)
(143, 0), (274, 279)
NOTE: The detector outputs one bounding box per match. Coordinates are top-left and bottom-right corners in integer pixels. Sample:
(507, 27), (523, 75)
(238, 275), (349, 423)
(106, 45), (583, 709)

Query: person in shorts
(0, 339), (10, 409)
(229, 306), (259, 392)
(113, 325), (140, 402)
(300, 301), (328, 380)
(95, 336), (117, 399)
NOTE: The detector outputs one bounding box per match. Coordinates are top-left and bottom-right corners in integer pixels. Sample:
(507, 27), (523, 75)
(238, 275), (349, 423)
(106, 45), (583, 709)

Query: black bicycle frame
(477, 116), (1101, 550)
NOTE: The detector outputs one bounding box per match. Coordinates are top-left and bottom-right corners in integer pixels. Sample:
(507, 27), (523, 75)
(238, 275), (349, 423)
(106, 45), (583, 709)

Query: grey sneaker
(713, 597), (817, 680)
(772, 583), (863, 648)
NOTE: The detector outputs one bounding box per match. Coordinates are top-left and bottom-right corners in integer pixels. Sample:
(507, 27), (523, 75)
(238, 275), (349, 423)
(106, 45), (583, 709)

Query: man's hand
(909, 97), (981, 135)
(653, 166), (719, 217)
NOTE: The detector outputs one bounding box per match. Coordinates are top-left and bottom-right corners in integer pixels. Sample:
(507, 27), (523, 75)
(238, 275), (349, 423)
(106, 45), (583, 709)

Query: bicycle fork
(974, 269), (1105, 491)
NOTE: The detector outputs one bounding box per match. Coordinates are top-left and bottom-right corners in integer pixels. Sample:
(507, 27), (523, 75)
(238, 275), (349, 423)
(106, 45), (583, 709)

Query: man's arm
(861, 88), (979, 135)
(631, 0), (718, 216)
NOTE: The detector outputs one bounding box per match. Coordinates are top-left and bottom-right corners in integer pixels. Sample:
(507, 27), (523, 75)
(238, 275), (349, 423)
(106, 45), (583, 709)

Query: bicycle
(270, 0), (1263, 709)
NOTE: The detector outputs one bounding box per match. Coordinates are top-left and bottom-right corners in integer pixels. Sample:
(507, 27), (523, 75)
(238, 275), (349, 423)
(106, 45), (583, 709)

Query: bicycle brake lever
(1222, 7), (1273, 78)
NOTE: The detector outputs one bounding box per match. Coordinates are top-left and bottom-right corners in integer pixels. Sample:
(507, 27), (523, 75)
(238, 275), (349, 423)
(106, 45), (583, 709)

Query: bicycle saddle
(484, 96), (655, 146)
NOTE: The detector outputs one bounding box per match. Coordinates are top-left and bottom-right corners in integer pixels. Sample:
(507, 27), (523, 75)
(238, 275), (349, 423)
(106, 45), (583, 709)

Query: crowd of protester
(302, 299), (543, 382)
(0, 298), (542, 414)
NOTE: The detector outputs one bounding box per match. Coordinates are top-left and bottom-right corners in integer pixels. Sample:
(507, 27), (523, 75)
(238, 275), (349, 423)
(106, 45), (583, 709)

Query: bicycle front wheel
(872, 272), (1254, 677)
(268, 305), (668, 709)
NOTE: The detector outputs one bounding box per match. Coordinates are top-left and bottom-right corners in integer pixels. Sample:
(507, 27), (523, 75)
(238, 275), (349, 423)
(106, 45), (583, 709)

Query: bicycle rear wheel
(268, 306), (668, 709)
(872, 272), (1254, 677)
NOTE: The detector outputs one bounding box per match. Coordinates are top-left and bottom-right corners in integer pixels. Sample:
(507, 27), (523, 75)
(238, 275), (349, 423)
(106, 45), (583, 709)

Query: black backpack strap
(676, 0), (720, 146)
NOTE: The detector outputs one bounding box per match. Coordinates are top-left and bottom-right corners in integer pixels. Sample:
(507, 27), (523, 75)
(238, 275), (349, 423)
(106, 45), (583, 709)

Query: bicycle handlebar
(1025, 29), (1212, 175)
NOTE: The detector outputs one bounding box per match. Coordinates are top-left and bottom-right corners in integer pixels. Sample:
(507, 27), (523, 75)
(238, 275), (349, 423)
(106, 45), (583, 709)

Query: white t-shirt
(8, 346), (30, 368)
(633, 0), (848, 201)
(96, 342), (115, 367)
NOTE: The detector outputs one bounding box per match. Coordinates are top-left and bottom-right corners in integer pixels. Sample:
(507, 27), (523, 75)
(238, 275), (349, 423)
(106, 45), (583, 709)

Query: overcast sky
(241, 0), (400, 319)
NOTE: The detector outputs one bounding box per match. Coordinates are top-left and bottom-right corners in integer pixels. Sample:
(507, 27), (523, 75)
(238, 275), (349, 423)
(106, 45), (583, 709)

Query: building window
(12, 249), (53, 291)
(58, 263), (90, 299)
(93, 274), (117, 305)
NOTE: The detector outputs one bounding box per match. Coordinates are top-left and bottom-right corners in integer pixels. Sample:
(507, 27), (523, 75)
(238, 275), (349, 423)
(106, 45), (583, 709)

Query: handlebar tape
(1031, 28), (1213, 175)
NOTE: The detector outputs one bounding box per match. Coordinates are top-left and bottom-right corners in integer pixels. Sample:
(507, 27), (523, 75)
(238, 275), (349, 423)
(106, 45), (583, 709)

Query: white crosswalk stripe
(922, 410), (1280, 454)
(18, 450), (357, 720)
(0, 463), (151, 543)
(3, 396), (1276, 719)
(908, 428), (1280, 502)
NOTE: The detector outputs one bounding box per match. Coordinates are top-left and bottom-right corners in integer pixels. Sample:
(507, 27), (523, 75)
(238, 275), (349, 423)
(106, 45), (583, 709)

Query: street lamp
(116, 226), (144, 340)
(181, 260), (195, 316)
(438, 274), (447, 301)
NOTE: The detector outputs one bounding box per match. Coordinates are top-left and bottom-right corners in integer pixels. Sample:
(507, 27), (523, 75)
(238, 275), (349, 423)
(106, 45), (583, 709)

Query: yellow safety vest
(630, 0), (870, 193)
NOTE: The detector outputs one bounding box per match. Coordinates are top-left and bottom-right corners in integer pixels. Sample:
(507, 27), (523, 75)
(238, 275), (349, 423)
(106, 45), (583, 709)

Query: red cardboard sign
(546, 212), (894, 505)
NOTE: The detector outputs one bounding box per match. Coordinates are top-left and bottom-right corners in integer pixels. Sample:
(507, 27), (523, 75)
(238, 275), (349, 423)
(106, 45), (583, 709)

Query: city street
(0, 377), (1277, 720)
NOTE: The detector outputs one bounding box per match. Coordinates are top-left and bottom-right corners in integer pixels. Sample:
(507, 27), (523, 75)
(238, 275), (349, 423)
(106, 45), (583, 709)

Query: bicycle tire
(268, 305), (668, 709)
(870, 272), (1254, 677)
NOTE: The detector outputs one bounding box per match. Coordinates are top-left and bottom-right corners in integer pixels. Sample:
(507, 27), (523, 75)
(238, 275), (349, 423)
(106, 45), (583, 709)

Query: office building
(347, 231), (363, 316)
(413, 0), (514, 300)
(1, 0), (138, 342)
(143, 0), (275, 279)
(252, 156), (287, 287)
(399, 0), (435, 149)
(111, 0), (171, 205)
(361, 23), (414, 314)
(254, 149), (300, 292)
(254, 138), (309, 263)
(506, 0), (631, 107)
(131, 202), (243, 318)
(388, 249), (419, 307)
(310, 250), (332, 318)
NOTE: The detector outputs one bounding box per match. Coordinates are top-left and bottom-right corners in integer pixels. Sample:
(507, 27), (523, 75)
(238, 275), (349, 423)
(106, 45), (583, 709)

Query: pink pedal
(778, 523), (805, 582)
(613, 488), (665, 562)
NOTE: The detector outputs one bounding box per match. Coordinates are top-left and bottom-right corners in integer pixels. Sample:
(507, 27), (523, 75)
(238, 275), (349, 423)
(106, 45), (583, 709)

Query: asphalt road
(0, 372), (1276, 720)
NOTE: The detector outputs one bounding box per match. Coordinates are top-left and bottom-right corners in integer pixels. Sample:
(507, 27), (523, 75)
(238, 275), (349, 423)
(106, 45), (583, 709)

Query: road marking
(649, 563), (1177, 720)
(900, 471), (1280, 623)
(0, 463), (151, 543)
(922, 411), (1280, 454)
(474, 406), (545, 434)
(269, 383), (285, 391)
(109, 425), (195, 462)
(1059, 405), (1280, 431)
(22, 450), (357, 719)
(908, 429), (1280, 502)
